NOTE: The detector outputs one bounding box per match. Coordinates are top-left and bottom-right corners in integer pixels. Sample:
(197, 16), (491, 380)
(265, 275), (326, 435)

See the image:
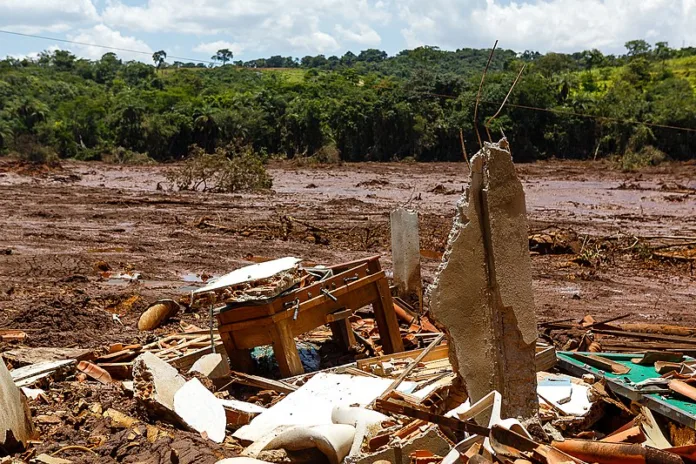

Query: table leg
(329, 319), (357, 350)
(221, 332), (255, 373)
(271, 318), (304, 377)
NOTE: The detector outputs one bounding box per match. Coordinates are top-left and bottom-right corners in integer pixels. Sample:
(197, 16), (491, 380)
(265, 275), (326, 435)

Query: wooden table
(216, 256), (405, 377)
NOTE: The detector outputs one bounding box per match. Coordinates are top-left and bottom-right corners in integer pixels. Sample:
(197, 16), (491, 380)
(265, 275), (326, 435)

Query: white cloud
(101, 0), (392, 55)
(398, 0), (696, 54)
(193, 40), (244, 57)
(288, 31), (341, 54)
(335, 24), (382, 46)
(67, 24), (153, 61)
(5, 45), (60, 61)
(0, 0), (98, 34)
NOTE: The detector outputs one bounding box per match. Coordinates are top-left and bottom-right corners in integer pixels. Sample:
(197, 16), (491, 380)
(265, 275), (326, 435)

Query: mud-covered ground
(1, 158), (695, 462)
(1, 158), (695, 348)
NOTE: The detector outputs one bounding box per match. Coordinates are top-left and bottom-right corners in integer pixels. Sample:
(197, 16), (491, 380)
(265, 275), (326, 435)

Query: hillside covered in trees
(1, 40), (695, 164)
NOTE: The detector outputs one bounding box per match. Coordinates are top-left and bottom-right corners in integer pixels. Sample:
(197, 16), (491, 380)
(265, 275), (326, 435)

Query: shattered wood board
(557, 351), (696, 428)
(234, 372), (415, 442)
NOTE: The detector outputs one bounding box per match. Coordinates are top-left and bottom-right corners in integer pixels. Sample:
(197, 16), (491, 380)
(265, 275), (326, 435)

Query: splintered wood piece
(226, 370), (297, 394)
(631, 351), (683, 366)
(572, 353), (631, 374)
(375, 398), (489, 436)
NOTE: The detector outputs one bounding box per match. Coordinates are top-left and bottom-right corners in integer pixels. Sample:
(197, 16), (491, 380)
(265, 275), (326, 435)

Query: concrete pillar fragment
(390, 208), (422, 308)
(429, 139), (538, 419)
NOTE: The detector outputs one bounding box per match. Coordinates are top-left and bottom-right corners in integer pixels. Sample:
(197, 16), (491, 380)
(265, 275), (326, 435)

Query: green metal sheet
(557, 351), (696, 428)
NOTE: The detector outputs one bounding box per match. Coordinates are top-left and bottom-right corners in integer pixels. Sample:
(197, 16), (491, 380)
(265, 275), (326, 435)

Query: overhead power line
(0, 29), (212, 64)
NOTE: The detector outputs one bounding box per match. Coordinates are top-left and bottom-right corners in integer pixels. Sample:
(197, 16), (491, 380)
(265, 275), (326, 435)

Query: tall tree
(212, 49), (234, 66)
(624, 40), (651, 58)
(152, 50), (167, 71)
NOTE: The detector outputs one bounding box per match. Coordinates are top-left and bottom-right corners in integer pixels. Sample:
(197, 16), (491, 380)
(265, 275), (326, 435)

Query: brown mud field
(1, 158), (695, 346)
(1, 158), (696, 462)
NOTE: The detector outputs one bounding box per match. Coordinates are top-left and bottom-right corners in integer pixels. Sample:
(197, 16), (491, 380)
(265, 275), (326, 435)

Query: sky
(2, 0), (696, 63)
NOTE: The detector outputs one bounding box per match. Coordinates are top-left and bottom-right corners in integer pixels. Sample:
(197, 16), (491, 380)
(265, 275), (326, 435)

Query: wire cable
(0, 29), (212, 64)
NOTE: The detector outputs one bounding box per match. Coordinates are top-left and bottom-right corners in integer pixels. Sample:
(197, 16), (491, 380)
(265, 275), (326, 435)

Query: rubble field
(1, 156), (696, 464)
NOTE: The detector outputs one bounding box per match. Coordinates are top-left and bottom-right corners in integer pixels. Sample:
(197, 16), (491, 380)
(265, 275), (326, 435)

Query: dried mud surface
(1, 158), (695, 345)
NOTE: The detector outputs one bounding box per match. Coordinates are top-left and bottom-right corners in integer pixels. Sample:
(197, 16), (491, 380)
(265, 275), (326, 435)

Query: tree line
(1, 40), (695, 165)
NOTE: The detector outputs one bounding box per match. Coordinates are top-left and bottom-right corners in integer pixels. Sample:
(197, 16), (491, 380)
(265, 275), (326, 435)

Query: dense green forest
(1, 40), (695, 164)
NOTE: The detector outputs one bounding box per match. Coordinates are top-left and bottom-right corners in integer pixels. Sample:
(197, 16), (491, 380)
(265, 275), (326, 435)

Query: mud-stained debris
(138, 299), (181, 331)
(1, 360), (35, 452)
(133, 352), (186, 419)
(429, 140), (538, 419)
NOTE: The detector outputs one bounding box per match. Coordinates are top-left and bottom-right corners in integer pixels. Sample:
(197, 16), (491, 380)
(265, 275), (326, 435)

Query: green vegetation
(1, 42), (695, 166)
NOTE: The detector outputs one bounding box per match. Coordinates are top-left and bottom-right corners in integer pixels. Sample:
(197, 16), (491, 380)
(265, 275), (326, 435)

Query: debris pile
(3, 139), (696, 464)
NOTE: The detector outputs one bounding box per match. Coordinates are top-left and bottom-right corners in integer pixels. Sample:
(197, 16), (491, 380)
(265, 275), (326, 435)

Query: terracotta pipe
(552, 440), (684, 464)
(668, 379), (696, 402)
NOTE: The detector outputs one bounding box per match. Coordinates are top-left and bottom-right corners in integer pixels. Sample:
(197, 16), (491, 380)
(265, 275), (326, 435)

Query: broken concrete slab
(132, 352), (186, 419)
(174, 378), (227, 443)
(1, 360), (35, 452)
(189, 353), (230, 380)
(390, 207), (422, 307)
(429, 140), (538, 419)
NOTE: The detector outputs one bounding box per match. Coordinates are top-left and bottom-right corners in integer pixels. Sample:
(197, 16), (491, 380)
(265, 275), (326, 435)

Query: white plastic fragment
(245, 424), (355, 464)
(234, 373), (414, 443)
(194, 257), (301, 295)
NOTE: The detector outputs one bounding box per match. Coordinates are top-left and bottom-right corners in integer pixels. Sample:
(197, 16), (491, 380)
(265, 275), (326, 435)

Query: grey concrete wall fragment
(390, 207), (422, 306)
(428, 140), (538, 419)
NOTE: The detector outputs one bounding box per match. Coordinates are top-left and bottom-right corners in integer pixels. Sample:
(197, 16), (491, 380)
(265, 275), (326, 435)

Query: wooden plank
(10, 360), (75, 387)
(375, 398), (489, 436)
(571, 353), (631, 374)
(357, 344), (450, 371)
(169, 342), (226, 371)
(225, 370), (298, 394)
(326, 308), (353, 323)
(372, 276), (405, 354)
(218, 268), (379, 332)
(592, 328), (696, 345)
(376, 333), (444, 404)
(326, 255), (381, 274)
(535, 345), (557, 372)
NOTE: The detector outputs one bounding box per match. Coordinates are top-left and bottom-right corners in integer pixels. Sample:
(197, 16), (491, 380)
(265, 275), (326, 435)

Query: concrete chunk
(132, 352), (186, 418)
(1, 360), (35, 452)
(390, 207), (422, 306)
(174, 378), (227, 443)
(429, 140), (538, 419)
(189, 353), (230, 380)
